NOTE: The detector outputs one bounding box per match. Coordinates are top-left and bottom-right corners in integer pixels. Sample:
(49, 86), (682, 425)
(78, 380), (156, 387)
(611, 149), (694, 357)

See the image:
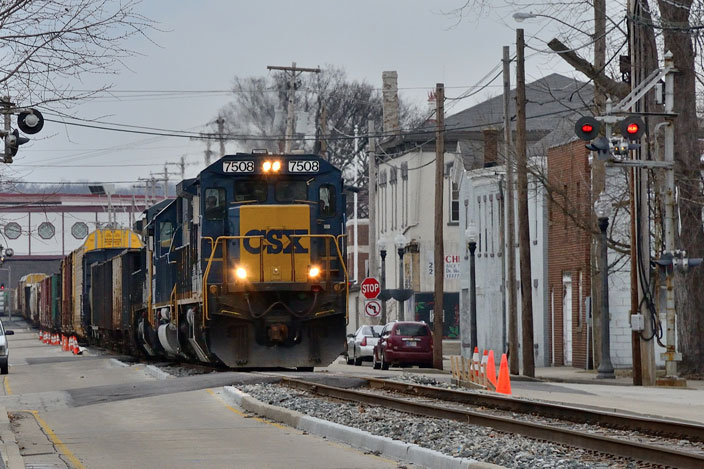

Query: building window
(4, 222), (21, 240)
(450, 182), (459, 223)
(38, 222), (55, 240)
(71, 222), (89, 239)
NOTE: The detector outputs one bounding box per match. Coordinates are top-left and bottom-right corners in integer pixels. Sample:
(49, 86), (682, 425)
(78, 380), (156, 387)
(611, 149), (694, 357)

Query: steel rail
(281, 377), (704, 469)
(364, 377), (704, 442)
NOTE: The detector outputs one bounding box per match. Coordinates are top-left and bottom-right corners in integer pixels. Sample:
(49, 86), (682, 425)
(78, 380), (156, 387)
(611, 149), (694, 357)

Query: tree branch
(547, 38), (630, 100)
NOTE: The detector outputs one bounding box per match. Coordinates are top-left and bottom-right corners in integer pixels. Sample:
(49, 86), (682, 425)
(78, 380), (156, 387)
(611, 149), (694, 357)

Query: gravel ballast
(238, 383), (643, 469)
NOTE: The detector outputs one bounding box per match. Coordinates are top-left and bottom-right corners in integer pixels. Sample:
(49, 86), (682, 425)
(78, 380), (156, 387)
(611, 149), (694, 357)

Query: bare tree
(219, 66), (421, 217)
(0, 0), (156, 107)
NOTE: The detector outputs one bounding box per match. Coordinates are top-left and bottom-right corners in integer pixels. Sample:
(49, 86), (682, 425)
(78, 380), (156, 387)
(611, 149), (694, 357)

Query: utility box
(631, 313), (645, 331)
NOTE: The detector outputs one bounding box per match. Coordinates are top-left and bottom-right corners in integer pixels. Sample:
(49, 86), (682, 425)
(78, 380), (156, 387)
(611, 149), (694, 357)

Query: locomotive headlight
(272, 160), (281, 172)
(308, 265), (321, 278)
(262, 161), (272, 172)
(235, 267), (247, 280)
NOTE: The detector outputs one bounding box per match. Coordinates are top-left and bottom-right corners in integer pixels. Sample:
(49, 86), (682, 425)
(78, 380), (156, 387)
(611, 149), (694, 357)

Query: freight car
(26, 152), (348, 370)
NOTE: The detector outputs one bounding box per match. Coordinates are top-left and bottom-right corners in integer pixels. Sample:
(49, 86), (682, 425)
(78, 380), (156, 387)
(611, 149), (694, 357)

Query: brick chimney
(482, 128), (499, 167)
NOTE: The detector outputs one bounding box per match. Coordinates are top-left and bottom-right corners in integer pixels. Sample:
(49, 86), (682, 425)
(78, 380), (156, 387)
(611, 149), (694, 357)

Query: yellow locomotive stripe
(18, 410), (85, 469)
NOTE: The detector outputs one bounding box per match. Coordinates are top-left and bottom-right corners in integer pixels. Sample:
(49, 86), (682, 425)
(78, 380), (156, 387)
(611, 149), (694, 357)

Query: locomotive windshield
(275, 181), (307, 202)
(234, 180), (267, 202)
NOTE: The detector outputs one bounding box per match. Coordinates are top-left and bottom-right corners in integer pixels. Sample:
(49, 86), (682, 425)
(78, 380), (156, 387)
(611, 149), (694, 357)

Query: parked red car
(372, 321), (433, 370)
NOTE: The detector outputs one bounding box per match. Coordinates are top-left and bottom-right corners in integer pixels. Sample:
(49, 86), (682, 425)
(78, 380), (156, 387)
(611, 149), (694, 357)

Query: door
(562, 273), (572, 365)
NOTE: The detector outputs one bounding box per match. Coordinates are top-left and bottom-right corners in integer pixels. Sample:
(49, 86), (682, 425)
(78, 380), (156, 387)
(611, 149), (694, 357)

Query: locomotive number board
(223, 161), (255, 173)
(288, 160), (319, 173)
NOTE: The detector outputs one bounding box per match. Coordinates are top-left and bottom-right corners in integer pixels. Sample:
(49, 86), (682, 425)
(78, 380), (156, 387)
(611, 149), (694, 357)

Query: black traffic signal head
(575, 116), (601, 141)
(4, 129), (30, 163)
(586, 136), (612, 161)
(17, 108), (44, 135)
(619, 116), (646, 141)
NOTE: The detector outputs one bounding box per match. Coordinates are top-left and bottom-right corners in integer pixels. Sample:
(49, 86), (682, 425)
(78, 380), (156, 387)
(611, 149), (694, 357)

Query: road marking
(205, 388), (288, 429)
(3, 376), (11, 395)
(18, 410), (85, 469)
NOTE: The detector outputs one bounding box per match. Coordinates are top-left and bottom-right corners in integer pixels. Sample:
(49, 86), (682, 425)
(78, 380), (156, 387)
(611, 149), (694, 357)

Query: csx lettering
(243, 229), (308, 254)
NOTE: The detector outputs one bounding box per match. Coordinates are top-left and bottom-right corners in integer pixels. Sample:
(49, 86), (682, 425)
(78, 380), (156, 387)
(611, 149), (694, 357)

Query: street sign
(364, 299), (381, 318)
(360, 277), (380, 299)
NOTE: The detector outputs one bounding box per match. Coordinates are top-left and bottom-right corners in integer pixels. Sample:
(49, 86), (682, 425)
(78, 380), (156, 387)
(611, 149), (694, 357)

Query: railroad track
(281, 376), (704, 469)
(364, 376), (704, 442)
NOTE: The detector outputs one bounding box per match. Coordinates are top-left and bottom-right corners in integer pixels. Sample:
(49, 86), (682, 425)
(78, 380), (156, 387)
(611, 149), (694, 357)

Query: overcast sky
(8, 0), (588, 190)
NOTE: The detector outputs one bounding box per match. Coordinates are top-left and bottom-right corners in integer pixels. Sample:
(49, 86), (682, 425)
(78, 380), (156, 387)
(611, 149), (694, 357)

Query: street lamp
(394, 233), (408, 320)
(465, 223), (478, 351)
(377, 237), (388, 324)
(594, 192), (615, 379)
(512, 11), (590, 35)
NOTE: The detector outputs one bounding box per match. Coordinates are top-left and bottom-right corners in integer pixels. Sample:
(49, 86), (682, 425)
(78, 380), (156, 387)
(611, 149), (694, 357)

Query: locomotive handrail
(202, 234), (348, 326)
(170, 283), (177, 330)
(202, 235), (264, 325)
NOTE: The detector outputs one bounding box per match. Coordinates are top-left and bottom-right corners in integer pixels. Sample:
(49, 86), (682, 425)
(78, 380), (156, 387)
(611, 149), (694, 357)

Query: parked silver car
(346, 325), (383, 366)
(0, 319), (14, 374)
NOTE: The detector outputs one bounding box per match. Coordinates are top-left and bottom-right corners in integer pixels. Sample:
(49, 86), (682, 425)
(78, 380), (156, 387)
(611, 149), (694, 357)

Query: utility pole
(367, 120), (377, 283)
(216, 116), (226, 157)
(433, 83), (445, 370)
(267, 62), (321, 153)
(205, 139), (213, 166)
(503, 46), (519, 374)
(628, 0), (655, 386)
(353, 124), (360, 285)
(516, 29), (535, 377)
(318, 104), (328, 158)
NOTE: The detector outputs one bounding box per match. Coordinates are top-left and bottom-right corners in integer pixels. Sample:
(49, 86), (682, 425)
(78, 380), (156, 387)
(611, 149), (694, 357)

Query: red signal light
(626, 123), (639, 134)
(581, 124), (594, 133)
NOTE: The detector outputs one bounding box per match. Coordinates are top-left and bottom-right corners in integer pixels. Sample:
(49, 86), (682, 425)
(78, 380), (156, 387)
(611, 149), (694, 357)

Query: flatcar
(25, 151), (348, 370)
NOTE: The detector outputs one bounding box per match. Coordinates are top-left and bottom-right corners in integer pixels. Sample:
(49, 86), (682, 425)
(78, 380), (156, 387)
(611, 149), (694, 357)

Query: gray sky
(9, 0), (586, 189)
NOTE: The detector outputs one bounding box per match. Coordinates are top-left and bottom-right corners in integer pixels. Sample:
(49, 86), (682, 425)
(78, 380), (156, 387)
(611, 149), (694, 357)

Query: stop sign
(360, 277), (380, 299)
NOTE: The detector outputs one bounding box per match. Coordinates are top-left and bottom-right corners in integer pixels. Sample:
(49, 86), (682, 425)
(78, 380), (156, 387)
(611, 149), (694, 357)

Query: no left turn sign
(364, 299), (381, 318)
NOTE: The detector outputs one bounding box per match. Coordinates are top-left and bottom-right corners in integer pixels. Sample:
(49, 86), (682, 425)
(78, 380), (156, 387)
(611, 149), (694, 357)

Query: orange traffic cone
(496, 353), (512, 395)
(72, 336), (80, 355)
(69, 336), (74, 353)
(39, 331), (43, 341)
(486, 350), (497, 389)
(471, 347), (479, 382)
(61, 335), (68, 352)
(480, 350), (489, 386)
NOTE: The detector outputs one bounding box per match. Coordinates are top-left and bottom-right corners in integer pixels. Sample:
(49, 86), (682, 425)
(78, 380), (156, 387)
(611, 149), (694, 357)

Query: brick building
(547, 140), (593, 368)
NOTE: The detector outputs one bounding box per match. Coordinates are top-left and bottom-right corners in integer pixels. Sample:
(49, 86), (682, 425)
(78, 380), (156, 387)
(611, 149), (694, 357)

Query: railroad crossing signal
(619, 116), (646, 141)
(360, 277), (380, 299)
(574, 116), (600, 140)
(574, 115), (647, 161)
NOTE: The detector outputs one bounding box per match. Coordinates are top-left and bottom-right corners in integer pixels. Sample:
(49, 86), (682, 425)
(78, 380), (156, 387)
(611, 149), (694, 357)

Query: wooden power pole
(503, 46), (519, 375)
(433, 83), (445, 370)
(267, 62), (321, 153)
(516, 29), (535, 377)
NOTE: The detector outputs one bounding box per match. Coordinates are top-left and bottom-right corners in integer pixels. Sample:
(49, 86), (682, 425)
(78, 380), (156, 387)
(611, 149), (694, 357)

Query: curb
(0, 406), (24, 469)
(223, 386), (503, 469)
(143, 364), (172, 380)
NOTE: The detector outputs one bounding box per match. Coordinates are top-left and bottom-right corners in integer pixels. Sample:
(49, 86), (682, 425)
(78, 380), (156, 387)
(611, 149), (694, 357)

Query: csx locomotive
(18, 152), (348, 369)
